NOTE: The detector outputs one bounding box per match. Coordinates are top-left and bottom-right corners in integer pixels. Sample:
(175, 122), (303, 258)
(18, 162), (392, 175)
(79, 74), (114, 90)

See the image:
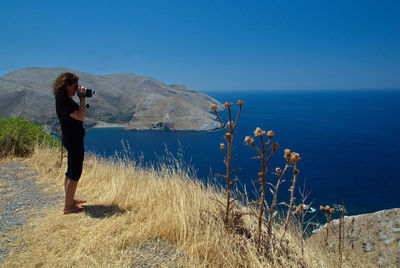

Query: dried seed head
(226, 121), (233, 127)
(244, 136), (254, 145)
(254, 127), (265, 136)
(237, 100), (245, 106)
(210, 104), (218, 111)
(290, 152), (301, 163)
(325, 205), (330, 211)
(284, 149), (292, 160)
(320, 206), (324, 211)
(298, 204), (303, 210)
(267, 130), (275, 138)
(293, 206), (297, 210)
(225, 133), (232, 141)
(220, 143), (225, 150)
(224, 102), (233, 108)
(330, 208), (335, 214)
(293, 168), (300, 176)
(271, 142), (279, 151)
(275, 167), (282, 173)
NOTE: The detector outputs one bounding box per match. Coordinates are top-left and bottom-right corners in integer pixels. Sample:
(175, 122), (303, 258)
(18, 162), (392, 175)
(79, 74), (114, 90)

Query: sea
(84, 89), (400, 216)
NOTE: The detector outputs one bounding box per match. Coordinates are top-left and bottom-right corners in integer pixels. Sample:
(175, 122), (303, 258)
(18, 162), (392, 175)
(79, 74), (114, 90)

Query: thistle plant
(281, 150), (301, 242)
(318, 202), (360, 267)
(320, 205), (335, 247)
(244, 127), (279, 244)
(292, 205), (305, 256)
(211, 100), (244, 226)
(332, 202), (359, 267)
(266, 160), (290, 238)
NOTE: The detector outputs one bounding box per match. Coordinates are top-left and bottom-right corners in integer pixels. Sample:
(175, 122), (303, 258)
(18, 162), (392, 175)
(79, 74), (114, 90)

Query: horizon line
(201, 88), (400, 92)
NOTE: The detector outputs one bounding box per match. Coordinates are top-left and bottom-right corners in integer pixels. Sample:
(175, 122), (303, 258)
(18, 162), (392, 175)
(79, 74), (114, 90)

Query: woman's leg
(64, 177), (86, 208)
(62, 132), (85, 213)
(63, 142), (85, 213)
(64, 177), (79, 211)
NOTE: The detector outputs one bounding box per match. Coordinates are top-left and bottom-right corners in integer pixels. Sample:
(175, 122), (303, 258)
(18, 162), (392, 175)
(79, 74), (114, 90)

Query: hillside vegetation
(0, 117), (381, 267)
(0, 116), (58, 158)
(1, 146), (331, 267)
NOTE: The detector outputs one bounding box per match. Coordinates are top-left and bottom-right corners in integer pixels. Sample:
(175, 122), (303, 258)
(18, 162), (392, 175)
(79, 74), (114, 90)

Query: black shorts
(62, 130), (85, 181)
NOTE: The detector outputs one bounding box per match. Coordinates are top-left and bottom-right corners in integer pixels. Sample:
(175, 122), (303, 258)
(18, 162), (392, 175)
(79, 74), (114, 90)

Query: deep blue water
(85, 89), (400, 216)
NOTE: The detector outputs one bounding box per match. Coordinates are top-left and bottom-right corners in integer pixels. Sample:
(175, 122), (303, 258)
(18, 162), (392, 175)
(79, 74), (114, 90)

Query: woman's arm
(69, 86), (87, 121)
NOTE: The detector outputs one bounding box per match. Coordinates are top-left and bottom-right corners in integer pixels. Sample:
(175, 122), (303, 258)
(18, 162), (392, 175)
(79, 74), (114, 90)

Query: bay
(85, 89), (400, 215)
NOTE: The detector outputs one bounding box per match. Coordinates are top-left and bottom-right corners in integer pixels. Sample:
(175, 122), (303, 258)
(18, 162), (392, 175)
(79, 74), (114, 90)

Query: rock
(311, 208), (400, 266)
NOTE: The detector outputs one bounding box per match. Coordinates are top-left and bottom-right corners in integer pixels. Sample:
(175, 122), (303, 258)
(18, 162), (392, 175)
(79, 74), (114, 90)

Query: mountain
(0, 67), (223, 132)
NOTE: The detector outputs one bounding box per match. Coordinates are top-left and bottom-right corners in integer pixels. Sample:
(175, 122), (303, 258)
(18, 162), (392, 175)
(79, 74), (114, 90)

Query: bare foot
(63, 205), (85, 215)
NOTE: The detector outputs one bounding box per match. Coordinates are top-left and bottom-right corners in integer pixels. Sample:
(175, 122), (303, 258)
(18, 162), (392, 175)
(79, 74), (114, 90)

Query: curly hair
(53, 72), (79, 97)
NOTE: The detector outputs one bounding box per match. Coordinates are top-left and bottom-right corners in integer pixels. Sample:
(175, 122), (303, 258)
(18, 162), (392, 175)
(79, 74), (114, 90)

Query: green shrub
(0, 116), (59, 158)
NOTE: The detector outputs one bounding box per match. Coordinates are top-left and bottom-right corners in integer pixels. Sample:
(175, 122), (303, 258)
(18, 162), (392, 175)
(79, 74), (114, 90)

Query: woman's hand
(77, 86), (86, 99)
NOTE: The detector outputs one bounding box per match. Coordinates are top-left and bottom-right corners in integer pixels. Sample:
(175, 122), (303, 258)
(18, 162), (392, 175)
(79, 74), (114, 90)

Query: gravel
(0, 161), (63, 263)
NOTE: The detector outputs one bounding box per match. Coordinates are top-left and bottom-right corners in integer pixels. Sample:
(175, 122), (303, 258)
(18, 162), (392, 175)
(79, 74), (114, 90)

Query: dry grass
(2, 146), (371, 267)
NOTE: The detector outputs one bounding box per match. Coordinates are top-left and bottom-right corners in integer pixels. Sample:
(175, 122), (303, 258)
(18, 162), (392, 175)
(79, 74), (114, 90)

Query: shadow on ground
(84, 205), (126, 218)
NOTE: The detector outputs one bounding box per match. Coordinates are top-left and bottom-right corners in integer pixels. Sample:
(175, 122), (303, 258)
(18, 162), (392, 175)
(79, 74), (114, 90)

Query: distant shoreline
(89, 122), (222, 132)
(92, 123), (127, 128)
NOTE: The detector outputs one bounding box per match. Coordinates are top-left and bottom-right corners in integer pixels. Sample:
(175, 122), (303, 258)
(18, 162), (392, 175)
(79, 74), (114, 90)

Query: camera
(77, 88), (95, 98)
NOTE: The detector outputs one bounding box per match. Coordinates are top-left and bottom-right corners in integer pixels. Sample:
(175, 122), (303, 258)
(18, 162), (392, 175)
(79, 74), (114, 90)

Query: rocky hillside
(312, 208), (400, 266)
(0, 67), (222, 131)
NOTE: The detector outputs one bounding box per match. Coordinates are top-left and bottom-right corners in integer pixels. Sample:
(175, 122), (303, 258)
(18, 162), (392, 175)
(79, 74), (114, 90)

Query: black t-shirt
(55, 95), (84, 134)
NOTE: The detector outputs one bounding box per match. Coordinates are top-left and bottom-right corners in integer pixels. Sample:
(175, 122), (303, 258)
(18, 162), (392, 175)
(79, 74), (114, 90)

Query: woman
(53, 72), (88, 214)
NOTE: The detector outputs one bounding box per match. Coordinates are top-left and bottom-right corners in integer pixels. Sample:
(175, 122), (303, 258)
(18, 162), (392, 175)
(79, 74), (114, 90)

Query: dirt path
(0, 161), (63, 263)
(0, 161), (188, 267)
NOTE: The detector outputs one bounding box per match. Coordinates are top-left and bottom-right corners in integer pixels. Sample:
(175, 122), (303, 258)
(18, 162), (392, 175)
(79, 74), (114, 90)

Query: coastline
(88, 124), (221, 132)
(88, 121), (221, 131)
(92, 123), (127, 128)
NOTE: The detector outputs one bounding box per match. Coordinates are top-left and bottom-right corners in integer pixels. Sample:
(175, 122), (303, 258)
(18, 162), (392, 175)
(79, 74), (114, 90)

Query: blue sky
(1, 0), (399, 90)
